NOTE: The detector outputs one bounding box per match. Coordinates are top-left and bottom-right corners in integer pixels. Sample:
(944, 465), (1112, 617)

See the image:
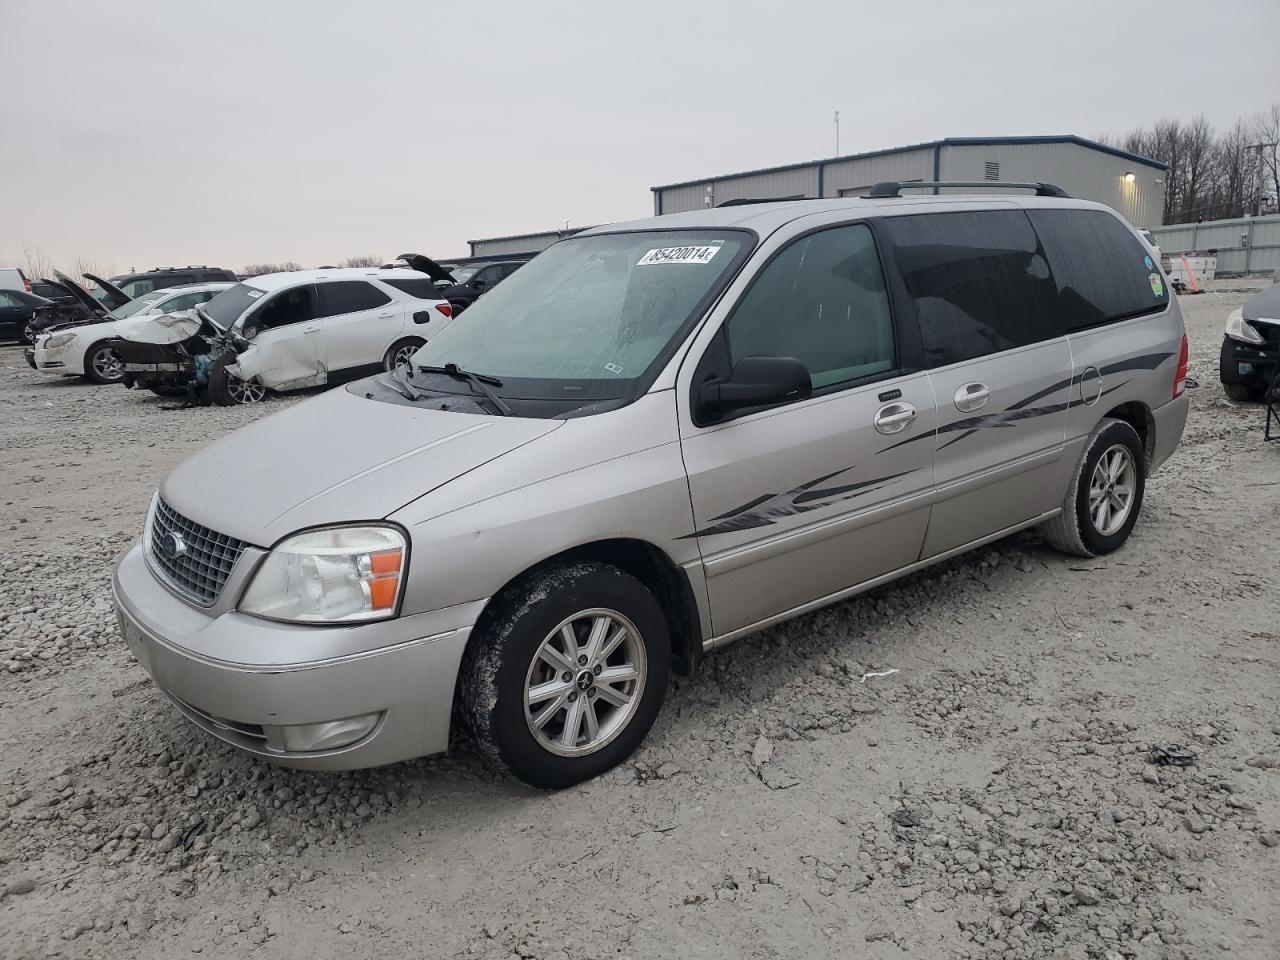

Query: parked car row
(15, 256), (469, 406)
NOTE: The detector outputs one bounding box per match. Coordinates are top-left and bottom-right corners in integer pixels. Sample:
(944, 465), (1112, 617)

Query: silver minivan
(114, 186), (1189, 788)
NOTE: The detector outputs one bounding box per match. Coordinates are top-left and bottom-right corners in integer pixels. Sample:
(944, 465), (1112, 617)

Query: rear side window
(316, 281), (392, 317)
(883, 210), (1058, 367)
(1028, 209), (1169, 331)
(382, 278), (439, 300)
(726, 223), (895, 389)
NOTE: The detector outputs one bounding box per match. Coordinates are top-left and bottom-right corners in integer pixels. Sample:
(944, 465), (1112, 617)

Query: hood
(1243, 284), (1280, 324)
(395, 252), (455, 285)
(53, 272), (108, 317)
(160, 385), (562, 545)
(84, 272), (131, 310)
(115, 309), (202, 344)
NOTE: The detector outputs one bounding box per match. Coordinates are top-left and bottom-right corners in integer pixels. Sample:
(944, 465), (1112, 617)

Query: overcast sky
(2, 0), (1277, 274)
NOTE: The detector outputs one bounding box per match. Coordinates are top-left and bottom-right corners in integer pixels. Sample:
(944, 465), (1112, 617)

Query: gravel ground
(2, 283), (1278, 960)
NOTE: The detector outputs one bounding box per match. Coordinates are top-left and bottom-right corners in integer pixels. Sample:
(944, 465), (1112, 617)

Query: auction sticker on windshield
(637, 245), (721, 266)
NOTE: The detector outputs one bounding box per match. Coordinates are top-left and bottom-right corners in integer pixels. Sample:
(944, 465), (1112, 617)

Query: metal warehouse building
(652, 135), (1165, 226)
(466, 134), (1166, 257)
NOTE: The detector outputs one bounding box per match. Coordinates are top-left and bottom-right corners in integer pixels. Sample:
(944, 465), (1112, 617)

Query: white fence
(1147, 214), (1280, 276)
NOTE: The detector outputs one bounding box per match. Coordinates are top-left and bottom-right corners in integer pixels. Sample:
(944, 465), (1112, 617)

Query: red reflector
(435, 303), (452, 318)
(1173, 334), (1188, 398)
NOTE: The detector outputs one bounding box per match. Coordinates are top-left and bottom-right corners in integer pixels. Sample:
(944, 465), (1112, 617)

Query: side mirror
(699, 356), (812, 416)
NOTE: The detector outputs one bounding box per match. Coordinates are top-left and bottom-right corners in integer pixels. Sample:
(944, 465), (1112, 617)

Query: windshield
(411, 230), (750, 401)
(108, 293), (166, 320)
(200, 282), (267, 330)
(448, 264), (482, 283)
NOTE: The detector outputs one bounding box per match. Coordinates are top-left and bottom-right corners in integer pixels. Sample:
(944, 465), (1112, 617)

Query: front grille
(150, 498), (246, 605)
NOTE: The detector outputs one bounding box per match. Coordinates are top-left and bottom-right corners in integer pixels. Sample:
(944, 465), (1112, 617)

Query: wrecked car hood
(1243, 283), (1280, 324)
(160, 384), (562, 545)
(115, 309), (202, 344)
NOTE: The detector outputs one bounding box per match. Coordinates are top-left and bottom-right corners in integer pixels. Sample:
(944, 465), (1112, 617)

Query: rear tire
(459, 562), (670, 789)
(382, 337), (425, 372)
(208, 353), (265, 406)
(1222, 382), (1262, 402)
(83, 342), (125, 384)
(1040, 418), (1146, 558)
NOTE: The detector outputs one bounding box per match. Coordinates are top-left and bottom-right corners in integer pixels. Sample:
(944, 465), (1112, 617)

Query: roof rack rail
(716, 196), (814, 207)
(865, 181), (1069, 198)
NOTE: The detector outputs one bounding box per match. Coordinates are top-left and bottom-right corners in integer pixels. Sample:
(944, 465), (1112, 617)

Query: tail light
(23, 276), (32, 292)
(434, 303), (452, 318)
(1173, 334), (1188, 398)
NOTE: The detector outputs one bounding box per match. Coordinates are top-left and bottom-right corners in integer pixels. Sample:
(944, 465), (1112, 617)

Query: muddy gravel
(2, 283), (1278, 960)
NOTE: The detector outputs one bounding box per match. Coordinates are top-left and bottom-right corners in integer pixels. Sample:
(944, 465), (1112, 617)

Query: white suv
(115, 267), (455, 404)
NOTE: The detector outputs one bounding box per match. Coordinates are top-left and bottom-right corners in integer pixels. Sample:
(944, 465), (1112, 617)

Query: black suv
(110, 266), (237, 299)
(434, 260), (526, 313)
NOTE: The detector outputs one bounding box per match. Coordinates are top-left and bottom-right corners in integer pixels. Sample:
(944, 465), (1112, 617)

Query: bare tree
(1178, 116), (1215, 220)
(1254, 103), (1280, 214)
(1214, 119), (1261, 219)
(241, 262), (303, 277)
(339, 255), (382, 268)
(20, 246), (58, 282)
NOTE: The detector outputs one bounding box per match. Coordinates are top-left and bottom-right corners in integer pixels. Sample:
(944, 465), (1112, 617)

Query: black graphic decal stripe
(686, 466), (917, 538)
(876, 351), (1171, 456)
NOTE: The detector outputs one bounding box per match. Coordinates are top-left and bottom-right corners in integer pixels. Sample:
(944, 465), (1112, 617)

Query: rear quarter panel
(1061, 298), (1186, 483)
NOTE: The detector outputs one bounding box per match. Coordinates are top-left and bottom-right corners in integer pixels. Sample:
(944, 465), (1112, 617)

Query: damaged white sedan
(112, 266), (456, 405)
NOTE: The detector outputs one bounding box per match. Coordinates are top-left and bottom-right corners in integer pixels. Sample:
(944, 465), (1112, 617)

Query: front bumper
(112, 540), (483, 769)
(1220, 335), (1278, 387)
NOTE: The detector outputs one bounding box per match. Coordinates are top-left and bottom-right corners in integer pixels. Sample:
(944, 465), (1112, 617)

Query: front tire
(83, 342), (125, 384)
(1040, 418), (1146, 557)
(208, 353), (265, 406)
(459, 562), (670, 789)
(1222, 382), (1263, 402)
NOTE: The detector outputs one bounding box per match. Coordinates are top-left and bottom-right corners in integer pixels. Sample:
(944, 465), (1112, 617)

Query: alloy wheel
(1088, 444), (1136, 536)
(226, 375), (266, 404)
(92, 348), (124, 382)
(523, 608), (647, 758)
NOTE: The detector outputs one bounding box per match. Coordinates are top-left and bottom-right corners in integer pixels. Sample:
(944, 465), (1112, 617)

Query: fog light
(262, 712), (381, 752)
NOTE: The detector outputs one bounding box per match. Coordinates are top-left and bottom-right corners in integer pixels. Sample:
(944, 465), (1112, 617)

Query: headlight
(43, 332), (76, 350)
(1225, 308), (1264, 345)
(141, 492), (159, 554)
(239, 525), (408, 624)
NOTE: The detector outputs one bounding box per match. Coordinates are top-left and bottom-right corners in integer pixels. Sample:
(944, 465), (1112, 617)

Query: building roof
(650, 135), (1166, 192)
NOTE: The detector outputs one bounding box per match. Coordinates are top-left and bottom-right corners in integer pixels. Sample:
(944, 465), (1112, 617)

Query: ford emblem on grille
(158, 530), (187, 561)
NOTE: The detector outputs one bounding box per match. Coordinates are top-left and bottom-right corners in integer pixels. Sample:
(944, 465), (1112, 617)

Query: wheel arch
(1100, 401), (1155, 467)
(467, 538), (704, 677)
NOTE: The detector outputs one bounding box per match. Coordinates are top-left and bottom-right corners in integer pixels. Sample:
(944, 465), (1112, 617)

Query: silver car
(114, 185), (1189, 788)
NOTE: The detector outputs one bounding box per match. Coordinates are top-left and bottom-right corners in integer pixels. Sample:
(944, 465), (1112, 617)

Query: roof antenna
(834, 110), (840, 157)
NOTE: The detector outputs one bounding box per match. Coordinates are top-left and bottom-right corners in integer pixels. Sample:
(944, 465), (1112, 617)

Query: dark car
(435, 260), (525, 313)
(0, 289), (57, 342)
(394, 254), (526, 313)
(30, 279), (80, 305)
(1220, 280), (1280, 401)
(23, 272), (131, 343)
(110, 266), (238, 299)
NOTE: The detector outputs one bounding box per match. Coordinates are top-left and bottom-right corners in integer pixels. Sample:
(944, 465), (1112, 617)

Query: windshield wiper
(416, 363), (513, 417)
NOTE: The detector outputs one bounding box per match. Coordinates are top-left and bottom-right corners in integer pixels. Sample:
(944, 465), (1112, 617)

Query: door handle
(874, 401), (917, 435)
(377, 312), (394, 318)
(953, 381), (990, 412)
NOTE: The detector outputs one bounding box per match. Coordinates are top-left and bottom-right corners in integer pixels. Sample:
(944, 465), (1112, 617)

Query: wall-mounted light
(1123, 171), (1136, 184)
